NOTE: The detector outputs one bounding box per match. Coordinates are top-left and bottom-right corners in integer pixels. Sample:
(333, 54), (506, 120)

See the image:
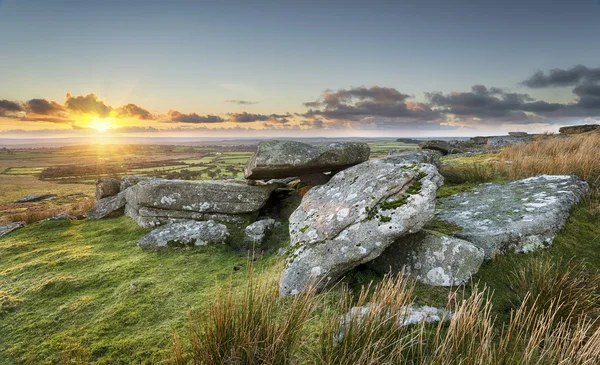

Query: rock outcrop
(559, 124), (600, 135)
(86, 192), (127, 220)
(15, 194), (57, 203)
(436, 175), (588, 259)
(245, 219), (277, 245)
(0, 221), (25, 238)
(138, 220), (229, 249)
(244, 140), (370, 180)
(279, 155), (443, 295)
(368, 231), (484, 286)
(124, 179), (273, 228)
(96, 178), (121, 200)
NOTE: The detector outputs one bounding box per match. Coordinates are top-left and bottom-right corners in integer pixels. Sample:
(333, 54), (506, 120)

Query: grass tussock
(172, 260), (319, 365)
(509, 257), (600, 324)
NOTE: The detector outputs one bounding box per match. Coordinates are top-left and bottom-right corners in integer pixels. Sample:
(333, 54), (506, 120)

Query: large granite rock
(559, 124), (600, 135)
(138, 220), (229, 249)
(86, 192), (127, 220)
(125, 179), (273, 228)
(485, 135), (531, 149)
(436, 175), (588, 259)
(368, 231), (484, 286)
(120, 176), (153, 191)
(0, 221), (25, 238)
(279, 156), (443, 296)
(244, 140), (370, 180)
(15, 194), (57, 203)
(95, 177), (121, 200)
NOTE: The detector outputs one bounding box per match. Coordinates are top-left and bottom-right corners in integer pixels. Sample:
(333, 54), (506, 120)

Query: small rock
(0, 221), (25, 238)
(245, 219), (277, 245)
(340, 304), (452, 337)
(15, 194), (58, 203)
(138, 220), (229, 249)
(39, 213), (78, 223)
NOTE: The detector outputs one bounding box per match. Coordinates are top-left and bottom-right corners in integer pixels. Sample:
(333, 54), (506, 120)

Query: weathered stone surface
(86, 192), (127, 220)
(368, 231), (484, 286)
(437, 175), (588, 259)
(138, 220), (229, 249)
(0, 221), (25, 238)
(95, 177), (121, 200)
(279, 156), (443, 295)
(508, 132), (528, 137)
(418, 140), (463, 155)
(387, 149), (443, 168)
(245, 219), (277, 245)
(244, 140), (370, 180)
(15, 194), (57, 203)
(559, 124), (600, 135)
(297, 173), (332, 186)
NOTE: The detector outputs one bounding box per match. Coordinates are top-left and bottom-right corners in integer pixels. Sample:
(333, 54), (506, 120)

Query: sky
(0, 0), (599, 139)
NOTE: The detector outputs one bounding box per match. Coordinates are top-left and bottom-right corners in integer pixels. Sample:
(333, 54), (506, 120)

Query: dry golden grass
(0, 198), (95, 225)
(498, 132), (600, 184)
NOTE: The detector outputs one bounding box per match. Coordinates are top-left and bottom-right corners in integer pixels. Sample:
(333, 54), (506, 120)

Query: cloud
(228, 112), (291, 123)
(521, 65), (600, 88)
(116, 103), (155, 120)
(64, 93), (112, 117)
(167, 110), (226, 123)
(24, 98), (64, 115)
(0, 99), (24, 117)
(302, 86), (439, 121)
(225, 99), (258, 105)
(426, 85), (570, 123)
(20, 116), (74, 123)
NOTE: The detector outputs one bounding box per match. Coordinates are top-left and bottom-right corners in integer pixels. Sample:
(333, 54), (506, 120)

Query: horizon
(1, 0), (599, 138)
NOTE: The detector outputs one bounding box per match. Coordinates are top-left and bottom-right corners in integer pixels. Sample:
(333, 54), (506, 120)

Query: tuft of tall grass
(509, 257), (600, 324)
(172, 260), (319, 365)
(440, 163), (500, 184)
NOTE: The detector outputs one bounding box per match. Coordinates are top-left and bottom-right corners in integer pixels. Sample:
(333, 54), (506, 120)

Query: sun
(87, 117), (115, 131)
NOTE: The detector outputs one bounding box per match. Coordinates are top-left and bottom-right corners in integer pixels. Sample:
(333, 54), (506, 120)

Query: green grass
(2, 167), (45, 175)
(0, 217), (283, 364)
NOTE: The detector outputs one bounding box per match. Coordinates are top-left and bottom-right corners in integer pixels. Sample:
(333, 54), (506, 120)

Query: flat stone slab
(368, 231), (484, 286)
(138, 220), (229, 249)
(279, 156), (442, 296)
(15, 194), (58, 203)
(436, 175), (588, 259)
(125, 179), (273, 215)
(244, 140), (370, 180)
(0, 221), (25, 238)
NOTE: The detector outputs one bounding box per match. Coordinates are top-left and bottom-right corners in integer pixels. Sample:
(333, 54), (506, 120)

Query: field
(0, 140), (416, 224)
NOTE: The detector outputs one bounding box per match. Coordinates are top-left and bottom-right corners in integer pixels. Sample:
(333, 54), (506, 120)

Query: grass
(0, 217), (284, 364)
